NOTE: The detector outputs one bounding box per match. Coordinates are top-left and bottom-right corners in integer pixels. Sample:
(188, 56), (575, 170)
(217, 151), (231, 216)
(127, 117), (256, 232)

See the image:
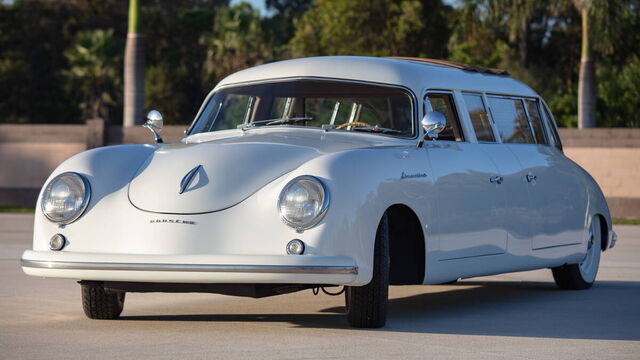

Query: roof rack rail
(386, 57), (509, 76)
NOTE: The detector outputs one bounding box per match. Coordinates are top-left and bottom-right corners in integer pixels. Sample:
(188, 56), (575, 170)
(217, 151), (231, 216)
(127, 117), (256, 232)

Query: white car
(21, 56), (616, 328)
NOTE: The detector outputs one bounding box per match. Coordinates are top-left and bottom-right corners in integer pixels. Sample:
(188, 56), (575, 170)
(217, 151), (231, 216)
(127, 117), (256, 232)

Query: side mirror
(143, 109), (164, 143)
(417, 111), (447, 147)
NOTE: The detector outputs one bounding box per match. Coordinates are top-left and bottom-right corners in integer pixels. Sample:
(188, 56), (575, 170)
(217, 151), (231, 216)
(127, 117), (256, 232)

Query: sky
(231, 0), (458, 17)
(230, 0), (273, 16)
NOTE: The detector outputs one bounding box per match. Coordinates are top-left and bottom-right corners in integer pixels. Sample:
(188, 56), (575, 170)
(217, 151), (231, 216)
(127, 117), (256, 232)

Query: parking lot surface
(1, 214), (639, 359)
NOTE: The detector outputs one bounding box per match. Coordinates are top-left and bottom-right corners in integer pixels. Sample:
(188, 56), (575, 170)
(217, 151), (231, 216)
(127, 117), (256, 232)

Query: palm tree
(574, 0), (595, 128)
(123, 0), (143, 127)
(573, 0), (625, 128)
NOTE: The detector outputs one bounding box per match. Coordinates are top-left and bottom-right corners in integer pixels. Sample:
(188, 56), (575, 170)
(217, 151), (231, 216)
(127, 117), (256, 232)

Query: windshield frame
(186, 77), (418, 140)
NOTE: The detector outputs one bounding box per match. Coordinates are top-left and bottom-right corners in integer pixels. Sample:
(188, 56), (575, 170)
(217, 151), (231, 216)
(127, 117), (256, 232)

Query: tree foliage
(203, 3), (270, 82)
(0, 0), (638, 127)
(64, 29), (122, 121)
(290, 0), (425, 57)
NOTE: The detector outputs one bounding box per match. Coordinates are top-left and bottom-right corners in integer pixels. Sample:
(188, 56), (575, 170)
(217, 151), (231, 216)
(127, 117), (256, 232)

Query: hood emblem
(179, 165), (202, 194)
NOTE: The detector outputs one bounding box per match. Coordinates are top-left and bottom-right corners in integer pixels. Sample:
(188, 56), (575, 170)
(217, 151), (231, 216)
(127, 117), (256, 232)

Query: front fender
(33, 144), (158, 250)
(285, 146), (435, 285)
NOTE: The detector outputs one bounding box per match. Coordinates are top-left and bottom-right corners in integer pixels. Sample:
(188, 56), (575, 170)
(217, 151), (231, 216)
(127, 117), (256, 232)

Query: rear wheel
(81, 283), (125, 319)
(551, 216), (602, 290)
(345, 213), (389, 328)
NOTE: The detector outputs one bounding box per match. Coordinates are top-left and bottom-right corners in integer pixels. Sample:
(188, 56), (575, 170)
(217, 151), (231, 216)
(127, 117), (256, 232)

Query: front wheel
(81, 282), (125, 319)
(551, 216), (602, 290)
(345, 213), (389, 328)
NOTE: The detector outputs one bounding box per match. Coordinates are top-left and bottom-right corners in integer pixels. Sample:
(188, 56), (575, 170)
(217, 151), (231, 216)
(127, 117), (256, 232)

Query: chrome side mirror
(417, 111), (446, 147)
(143, 109), (164, 143)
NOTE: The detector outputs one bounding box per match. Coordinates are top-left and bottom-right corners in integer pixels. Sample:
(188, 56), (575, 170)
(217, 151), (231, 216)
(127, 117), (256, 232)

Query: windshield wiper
(264, 117), (313, 126)
(351, 125), (404, 134)
(239, 117), (314, 130)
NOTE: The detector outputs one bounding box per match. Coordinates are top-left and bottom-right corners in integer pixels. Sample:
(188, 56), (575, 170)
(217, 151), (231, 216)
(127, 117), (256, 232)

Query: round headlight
(41, 172), (91, 224)
(278, 176), (329, 230)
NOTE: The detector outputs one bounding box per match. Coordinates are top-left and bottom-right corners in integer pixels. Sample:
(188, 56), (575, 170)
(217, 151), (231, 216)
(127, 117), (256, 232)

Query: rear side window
(524, 99), (547, 145)
(425, 93), (464, 141)
(542, 104), (563, 150)
(462, 94), (495, 142)
(488, 97), (534, 144)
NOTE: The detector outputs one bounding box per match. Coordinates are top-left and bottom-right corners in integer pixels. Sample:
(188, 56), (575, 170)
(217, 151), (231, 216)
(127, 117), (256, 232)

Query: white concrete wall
(0, 125), (638, 218)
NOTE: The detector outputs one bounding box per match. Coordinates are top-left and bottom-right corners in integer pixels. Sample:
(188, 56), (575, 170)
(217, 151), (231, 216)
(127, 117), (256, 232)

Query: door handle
(526, 173), (537, 182)
(489, 176), (504, 184)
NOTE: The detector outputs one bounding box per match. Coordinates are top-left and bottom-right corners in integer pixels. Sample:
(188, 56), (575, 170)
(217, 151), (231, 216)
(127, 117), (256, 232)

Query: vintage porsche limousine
(21, 56), (616, 328)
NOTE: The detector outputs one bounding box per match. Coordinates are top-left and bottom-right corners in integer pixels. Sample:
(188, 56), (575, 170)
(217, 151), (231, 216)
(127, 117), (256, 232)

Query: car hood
(128, 129), (383, 214)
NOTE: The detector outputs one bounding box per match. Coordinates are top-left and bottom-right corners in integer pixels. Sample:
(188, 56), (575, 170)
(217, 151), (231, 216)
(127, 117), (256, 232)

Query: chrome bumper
(20, 250), (360, 285)
(609, 230), (618, 249)
(21, 259), (358, 275)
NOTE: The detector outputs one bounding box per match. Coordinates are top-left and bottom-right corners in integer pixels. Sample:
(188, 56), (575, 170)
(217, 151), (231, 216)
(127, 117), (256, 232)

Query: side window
(542, 104), (563, 150)
(488, 97), (534, 144)
(524, 99), (547, 145)
(462, 93), (495, 142)
(425, 93), (464, 141)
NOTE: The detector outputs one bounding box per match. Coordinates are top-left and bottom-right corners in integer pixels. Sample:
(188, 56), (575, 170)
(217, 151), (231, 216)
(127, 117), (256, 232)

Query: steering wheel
(335, 121), (371, 130)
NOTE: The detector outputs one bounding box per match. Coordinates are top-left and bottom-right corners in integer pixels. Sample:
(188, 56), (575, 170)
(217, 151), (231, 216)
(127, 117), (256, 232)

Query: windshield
(188, 80), (415, 137)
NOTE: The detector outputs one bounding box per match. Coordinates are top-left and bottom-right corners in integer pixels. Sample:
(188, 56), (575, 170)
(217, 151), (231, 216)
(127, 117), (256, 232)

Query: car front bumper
(21, 250), (359, 285)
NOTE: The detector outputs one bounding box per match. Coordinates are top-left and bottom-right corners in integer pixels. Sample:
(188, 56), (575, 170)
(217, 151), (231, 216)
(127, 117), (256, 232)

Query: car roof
(215, 56), (538, 98)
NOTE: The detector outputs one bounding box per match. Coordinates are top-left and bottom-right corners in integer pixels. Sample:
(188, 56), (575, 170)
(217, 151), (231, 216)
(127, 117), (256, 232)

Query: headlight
(278, 176), (329, 230)
(41, 172), (91, 224)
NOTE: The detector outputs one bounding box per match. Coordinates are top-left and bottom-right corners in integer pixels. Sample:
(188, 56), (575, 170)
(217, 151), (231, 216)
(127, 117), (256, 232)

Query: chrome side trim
(21, 259), (358, 275)
(532, 242), (582, 251)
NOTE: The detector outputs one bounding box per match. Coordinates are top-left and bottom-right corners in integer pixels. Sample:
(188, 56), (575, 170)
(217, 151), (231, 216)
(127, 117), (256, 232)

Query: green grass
(613, 218), (640, 225)
(0, 206), (35, 213)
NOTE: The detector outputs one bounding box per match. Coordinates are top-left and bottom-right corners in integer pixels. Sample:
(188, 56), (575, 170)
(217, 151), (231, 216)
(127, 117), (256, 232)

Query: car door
(491, 97), (586, 250)
(461, 93), (533, 256)
(423, 92), (507, 261)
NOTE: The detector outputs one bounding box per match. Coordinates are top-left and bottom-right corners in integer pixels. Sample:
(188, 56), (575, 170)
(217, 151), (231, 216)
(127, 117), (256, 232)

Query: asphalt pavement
(1, 213), (639, 359)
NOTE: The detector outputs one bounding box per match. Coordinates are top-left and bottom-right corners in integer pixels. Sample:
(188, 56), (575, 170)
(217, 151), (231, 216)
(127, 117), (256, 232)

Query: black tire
(551, 216), (602, 290)
(551, 265), (593, 290)
(345, 213), (389, 328)
(81, 283), (125, 319)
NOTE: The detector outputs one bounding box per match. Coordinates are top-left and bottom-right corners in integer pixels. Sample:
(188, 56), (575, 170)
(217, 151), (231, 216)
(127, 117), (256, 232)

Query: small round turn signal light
(49, 234), (66, 251)
(286, 239), (305, 255)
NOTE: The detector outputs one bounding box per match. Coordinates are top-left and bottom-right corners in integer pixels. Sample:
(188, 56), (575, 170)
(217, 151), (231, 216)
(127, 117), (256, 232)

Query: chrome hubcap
(579, 219), (601, 283)
(587, 230), (594, 250)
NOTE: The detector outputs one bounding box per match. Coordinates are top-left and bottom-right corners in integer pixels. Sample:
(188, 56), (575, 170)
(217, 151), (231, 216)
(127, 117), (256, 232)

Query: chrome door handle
(489, 176), (504, 184)
(526, 173), (537, 182)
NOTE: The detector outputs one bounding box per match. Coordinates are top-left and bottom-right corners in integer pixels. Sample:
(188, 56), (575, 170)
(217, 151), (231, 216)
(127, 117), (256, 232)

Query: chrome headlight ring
(41, 172), (91, 224)
(277, 175), (330, 231)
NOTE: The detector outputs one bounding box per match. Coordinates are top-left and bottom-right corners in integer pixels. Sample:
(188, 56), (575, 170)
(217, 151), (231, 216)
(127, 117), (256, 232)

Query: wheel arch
(385, 203), (425, 285)
(594, 213), (609, 251)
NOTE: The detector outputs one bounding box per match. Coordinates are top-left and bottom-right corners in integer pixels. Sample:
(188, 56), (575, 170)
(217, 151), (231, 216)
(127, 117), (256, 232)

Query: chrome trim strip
(438, 252), (504, 262)
(21, 259), (358, 275)
(532, 242), (582, 251)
